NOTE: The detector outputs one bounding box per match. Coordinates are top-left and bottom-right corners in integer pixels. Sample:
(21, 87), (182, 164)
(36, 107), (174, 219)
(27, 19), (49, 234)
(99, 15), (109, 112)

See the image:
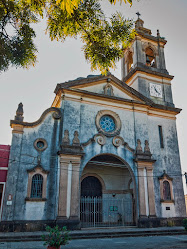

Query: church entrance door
(80, 176), (102, 226)
(80, 154), (136, 228)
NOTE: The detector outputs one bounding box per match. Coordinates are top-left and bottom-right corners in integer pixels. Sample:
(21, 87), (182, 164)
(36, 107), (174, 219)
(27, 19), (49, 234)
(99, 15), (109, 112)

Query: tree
(0, 0), (135, 74)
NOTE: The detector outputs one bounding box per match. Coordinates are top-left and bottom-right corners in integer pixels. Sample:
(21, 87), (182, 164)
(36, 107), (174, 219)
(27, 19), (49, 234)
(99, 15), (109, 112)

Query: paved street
(0, 235), (187, 249)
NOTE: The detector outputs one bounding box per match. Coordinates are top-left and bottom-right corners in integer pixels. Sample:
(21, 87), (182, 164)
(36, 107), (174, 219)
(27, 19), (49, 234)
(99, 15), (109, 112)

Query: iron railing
(80, 197), (134, 228)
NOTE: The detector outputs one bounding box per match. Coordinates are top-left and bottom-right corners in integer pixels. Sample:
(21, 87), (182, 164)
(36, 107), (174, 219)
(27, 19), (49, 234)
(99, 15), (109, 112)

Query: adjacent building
(0, 145), (10, 221)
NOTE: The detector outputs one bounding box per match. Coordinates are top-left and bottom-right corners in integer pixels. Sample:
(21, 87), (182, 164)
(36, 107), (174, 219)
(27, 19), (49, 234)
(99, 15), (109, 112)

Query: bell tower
(122, 14), (174, 107)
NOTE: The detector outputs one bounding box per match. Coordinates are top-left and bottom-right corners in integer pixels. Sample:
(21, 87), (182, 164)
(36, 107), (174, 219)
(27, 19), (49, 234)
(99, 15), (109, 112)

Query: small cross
(136, 12), (141, 19)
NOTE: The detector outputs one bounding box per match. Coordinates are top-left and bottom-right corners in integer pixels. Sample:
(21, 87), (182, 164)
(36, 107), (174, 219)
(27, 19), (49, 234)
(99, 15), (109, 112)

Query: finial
(136, 139), (143, 153)
(136, 12), (141, 19)
(62, 130), (70, 145)
(72, 131), (80, 146)
(15, 102), (24, 121)
(144, 140), (151, 154)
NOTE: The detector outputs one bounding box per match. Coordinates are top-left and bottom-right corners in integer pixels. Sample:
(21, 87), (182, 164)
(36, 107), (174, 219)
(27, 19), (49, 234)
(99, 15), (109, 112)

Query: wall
(63, 98), (186, 219)
(2, 86), (186, 223)
(2, 112), (62, 221)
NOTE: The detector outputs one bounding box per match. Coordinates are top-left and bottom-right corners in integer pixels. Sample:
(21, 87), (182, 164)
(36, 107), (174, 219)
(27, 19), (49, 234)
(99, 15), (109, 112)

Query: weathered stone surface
(2, 17), (186, 231)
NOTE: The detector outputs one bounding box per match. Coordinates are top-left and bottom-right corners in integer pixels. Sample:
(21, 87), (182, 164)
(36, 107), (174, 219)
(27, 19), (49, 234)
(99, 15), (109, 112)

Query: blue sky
(1, 0), (187, 189)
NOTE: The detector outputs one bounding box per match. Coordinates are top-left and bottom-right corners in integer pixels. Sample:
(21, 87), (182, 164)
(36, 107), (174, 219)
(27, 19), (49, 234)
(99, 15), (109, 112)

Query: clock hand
(154, 86), (159, 94)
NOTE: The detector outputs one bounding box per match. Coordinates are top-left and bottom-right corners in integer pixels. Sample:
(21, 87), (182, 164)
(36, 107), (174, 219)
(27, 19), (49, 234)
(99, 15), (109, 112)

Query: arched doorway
(80, 154), (136, 228)
(80, 176), (102, 226)
(81, 176), (102, 198)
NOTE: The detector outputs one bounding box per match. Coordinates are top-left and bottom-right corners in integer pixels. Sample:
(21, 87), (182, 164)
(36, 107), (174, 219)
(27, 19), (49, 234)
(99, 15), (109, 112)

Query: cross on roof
(136, 12), (141, 19)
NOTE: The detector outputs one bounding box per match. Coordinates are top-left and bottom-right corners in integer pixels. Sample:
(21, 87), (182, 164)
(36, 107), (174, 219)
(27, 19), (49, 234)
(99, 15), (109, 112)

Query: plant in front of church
(42, 226), (70, 249)
(183, 219), (187, 231)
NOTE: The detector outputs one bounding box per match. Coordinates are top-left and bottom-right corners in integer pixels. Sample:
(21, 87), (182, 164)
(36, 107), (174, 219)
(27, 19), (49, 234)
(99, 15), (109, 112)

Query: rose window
(99, 115), (115, 132)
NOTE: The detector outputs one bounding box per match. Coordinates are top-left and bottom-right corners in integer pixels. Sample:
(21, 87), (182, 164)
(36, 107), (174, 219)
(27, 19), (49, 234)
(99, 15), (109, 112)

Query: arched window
(31, 174), (43, 198)
(127, 52), (133, 73)
(159, 171), (174, 203)
(145, 47), (156, 68)
(163, 180), (171, 200)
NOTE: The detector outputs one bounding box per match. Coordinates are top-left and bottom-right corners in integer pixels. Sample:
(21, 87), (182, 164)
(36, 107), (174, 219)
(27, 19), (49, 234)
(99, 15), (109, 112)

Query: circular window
(34, 138), (47, 152)
(36, 141), (45, 149)
(99, 115), (115, 132)
(95, 110), (121, 137)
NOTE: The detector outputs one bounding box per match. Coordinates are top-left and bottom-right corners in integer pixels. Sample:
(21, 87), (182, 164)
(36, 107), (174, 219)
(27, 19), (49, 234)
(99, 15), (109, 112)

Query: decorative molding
(94, 133), (106, 145)
(12, 124), (24, 134)
(52, 111), (61, 120)
(81, 138), (94, 147)
(158, 170), (173, 181)
(95, 110), (121, 137)
(112, 136), (124, 147)
(27, 165), (49, 174)
(82, 133), (134, 153)
(11, 107), (61, 128)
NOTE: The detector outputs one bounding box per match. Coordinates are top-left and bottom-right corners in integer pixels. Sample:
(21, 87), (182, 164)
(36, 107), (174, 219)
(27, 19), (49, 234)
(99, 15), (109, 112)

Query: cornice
(124, 66), (174, 83)
(60, 88), (181, 114)
(10, 107), (61, 128)
(136, 31), (167, 45)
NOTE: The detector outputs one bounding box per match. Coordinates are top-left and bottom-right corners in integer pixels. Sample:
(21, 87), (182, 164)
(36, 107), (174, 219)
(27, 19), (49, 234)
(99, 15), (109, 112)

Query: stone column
(147, 166), (156, 217)
(70, 156), (82, 220)
(137, 164), (147, 218)
(58, 156), (69, 219)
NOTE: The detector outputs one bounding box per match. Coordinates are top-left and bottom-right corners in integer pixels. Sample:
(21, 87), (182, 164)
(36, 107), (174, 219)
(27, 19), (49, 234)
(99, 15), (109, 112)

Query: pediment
(53, 74), (181, 113)
(69, 77), (144, 103)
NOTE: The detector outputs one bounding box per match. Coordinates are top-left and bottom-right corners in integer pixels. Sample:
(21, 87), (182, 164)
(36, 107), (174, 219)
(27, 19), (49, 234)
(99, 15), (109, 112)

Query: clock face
(150, 83), (163, 98)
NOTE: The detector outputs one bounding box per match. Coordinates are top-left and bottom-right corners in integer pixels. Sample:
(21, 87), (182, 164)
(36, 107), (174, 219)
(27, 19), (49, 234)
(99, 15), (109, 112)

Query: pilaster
(147, 166), (156, 217)
(58, 156), (69, 219)
(57, 130), (84, 226)
(137, 165), (147, 217)
(70, 158), (82, 219)
(134, 139), (156, 220)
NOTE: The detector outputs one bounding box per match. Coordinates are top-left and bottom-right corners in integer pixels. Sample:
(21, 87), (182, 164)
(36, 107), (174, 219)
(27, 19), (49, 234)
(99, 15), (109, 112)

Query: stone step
(0, 228), (186, 242)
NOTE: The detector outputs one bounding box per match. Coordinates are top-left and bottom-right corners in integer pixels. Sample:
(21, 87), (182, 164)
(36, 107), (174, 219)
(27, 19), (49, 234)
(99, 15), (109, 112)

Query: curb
(0, 229), (186, 242)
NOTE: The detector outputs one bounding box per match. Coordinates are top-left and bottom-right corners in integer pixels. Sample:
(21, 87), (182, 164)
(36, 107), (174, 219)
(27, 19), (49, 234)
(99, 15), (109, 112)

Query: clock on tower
(150, 83), (163, 98)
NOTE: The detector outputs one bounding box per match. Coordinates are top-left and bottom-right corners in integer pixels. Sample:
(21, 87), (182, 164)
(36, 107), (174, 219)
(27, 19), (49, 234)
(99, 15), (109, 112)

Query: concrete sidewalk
(0, 226), (186, 242)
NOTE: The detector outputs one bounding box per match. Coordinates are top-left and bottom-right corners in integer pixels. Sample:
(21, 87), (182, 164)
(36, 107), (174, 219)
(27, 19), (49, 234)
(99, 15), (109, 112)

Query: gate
(80, 197), (134, 228)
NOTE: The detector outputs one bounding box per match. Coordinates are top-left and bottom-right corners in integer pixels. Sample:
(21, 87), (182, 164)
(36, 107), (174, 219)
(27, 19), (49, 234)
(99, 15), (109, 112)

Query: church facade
(1, 18), (186, 231)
